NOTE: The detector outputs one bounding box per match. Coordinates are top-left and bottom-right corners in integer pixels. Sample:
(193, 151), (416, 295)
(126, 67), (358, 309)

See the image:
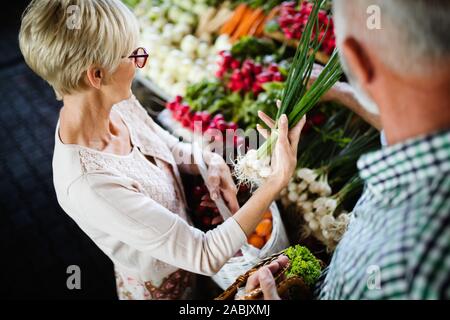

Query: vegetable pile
(217, 52), (284, 95)
(248, 210), (273, 249)
(133, 0), (233, 96)
(163, 36), (287, 137)
(277, 1), (335, 55)
(190, 182), (224, 230)
(130, 0), (382, 278)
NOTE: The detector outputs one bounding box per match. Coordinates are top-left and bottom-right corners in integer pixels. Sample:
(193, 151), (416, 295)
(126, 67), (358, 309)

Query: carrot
(248, 234), (265, 249)
(219, 4), (249, 35)
(262, 210), (272, 220)
(255, 6), (280, 37)
(255, 219), (272, 237)
(248, 13), (266, 36)
(231, 8), (265, 42)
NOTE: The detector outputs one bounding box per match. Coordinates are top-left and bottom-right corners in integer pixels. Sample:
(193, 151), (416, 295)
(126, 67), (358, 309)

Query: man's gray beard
(338, 51), (380, 115)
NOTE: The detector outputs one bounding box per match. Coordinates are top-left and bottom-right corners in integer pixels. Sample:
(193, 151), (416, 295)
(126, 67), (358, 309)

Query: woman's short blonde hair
(19, 0), (139, 100)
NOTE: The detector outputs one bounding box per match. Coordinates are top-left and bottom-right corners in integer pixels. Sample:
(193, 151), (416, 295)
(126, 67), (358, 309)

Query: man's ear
(85, 65), (104, 89)
(342, 37), (375, 85)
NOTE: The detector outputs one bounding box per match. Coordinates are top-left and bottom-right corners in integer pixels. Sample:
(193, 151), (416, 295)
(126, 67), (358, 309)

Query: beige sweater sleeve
(68, 172), (247, 276)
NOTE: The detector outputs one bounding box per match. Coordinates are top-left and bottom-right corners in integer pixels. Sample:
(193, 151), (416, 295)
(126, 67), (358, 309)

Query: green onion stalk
(234, 0), (343, 186)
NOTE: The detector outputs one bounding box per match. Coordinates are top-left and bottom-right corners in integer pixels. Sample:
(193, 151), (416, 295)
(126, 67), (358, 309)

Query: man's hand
(203, 152), (240, 214)
(308, 64), (382, 130)
(308, 63), (348, 102)
(244, 255), (290, 300)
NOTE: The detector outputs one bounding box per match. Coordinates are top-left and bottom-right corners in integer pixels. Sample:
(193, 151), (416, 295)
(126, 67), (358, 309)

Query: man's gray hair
(333, 0), (450, 75)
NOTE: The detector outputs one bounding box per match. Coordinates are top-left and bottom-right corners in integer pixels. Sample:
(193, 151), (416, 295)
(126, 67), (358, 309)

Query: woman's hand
(256, 112), (306, 191)
(243, 255), (290, 300)
(203, 152), (240, 214)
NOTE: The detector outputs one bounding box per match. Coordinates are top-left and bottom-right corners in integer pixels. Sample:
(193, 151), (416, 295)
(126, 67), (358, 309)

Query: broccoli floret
(284, 245), (322, 287)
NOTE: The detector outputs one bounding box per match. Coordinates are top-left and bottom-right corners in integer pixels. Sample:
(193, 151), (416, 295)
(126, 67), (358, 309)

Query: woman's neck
(60, 91), (117, 149)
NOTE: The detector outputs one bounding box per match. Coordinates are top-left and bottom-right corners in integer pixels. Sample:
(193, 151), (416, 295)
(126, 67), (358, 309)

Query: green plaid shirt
(315, 129), (450, 299)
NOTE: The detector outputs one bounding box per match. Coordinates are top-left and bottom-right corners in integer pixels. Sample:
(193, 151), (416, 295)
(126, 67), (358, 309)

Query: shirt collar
(357, 129), (450, 194)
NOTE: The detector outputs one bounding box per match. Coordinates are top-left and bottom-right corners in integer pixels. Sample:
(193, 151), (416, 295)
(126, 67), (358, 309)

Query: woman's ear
(341, 37), (375, 85)
(85, 65), (104, 90)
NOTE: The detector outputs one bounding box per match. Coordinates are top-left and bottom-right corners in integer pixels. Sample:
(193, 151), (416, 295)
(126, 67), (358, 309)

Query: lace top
(52, 95), (246, 299)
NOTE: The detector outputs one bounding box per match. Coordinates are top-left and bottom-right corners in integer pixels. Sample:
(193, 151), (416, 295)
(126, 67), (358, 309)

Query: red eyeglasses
(128, 47), (149, 68)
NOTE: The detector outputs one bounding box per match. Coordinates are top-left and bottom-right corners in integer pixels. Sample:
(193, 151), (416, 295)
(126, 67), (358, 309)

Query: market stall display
(124, 0), (380, 297)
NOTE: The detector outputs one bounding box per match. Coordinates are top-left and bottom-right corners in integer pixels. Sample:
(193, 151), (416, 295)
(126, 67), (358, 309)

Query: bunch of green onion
(235, 0), (343, 186)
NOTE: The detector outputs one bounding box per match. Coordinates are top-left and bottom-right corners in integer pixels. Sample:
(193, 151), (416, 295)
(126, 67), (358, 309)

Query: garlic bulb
(280, 167), (350, 252)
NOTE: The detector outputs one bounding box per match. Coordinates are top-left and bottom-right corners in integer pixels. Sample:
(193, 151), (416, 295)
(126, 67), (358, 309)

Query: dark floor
(0, 6), (117, 299)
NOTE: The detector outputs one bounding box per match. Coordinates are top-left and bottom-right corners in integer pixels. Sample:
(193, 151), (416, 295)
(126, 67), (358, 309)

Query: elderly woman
(19, 0), (304, 300)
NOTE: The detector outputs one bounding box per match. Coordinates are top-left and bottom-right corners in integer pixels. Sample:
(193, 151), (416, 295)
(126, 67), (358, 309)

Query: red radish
(268, 63), (279, 73)
(207, 122), (217, 130)
(228, 122), (238, 131)
(166, 101), (177, 111)
(278, 2), (335, 53)
(193, 112), (203, 122)
(311, 113), (326, 126)
(216, 70), (225, 78)
(181, 117), (191, 128)
(253, 63), (263, 74)
(173, 110), (184, 121)
(230, 59), (241, 69)
(180, 104), (190, 115)
(256, 72), (273, 84)
(213, 114), (224, 122)
(272, 72), (284, 82)
(201, 111), (211, 123)
(252, 82), (263, 95)
(216, 119), (228, 131)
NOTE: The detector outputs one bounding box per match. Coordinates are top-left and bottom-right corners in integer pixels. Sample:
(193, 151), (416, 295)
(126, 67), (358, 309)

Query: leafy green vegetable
(284, 245), (322, 287)
(184, 80), (247, 121)
(184, 80), (227, 112)
(231, 36), (277, 61)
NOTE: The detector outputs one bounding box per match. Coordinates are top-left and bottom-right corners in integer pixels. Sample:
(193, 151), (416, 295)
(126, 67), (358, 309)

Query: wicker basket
(215, 251), (312, 300)
(192, 142), (290, 290)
